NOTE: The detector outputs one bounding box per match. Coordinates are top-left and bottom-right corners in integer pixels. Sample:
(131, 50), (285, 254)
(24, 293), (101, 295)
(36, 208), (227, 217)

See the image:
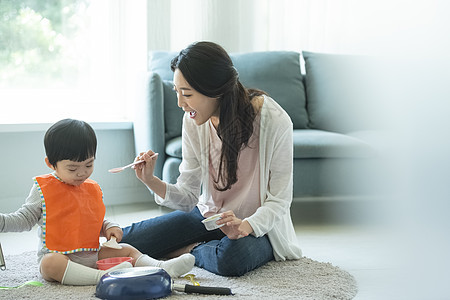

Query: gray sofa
(134, 50), (385, 202)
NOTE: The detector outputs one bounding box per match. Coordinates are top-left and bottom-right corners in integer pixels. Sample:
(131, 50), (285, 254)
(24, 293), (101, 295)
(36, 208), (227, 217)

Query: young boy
(0, 119), (194, 285)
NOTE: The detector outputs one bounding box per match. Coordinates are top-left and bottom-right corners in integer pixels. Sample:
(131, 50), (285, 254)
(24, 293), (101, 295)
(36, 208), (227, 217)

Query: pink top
(198, 113), (261, 220)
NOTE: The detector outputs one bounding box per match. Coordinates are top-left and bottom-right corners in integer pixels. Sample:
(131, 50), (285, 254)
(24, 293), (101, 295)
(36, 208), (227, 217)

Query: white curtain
(148, 0), (443, 56)
(85, 0), (148, 121)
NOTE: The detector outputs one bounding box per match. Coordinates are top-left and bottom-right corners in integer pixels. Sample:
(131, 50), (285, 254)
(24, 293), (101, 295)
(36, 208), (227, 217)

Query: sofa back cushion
(148, 51), (178, 80)
(148, 50), (308, 140)
(231, 51), (308, 129)
(161, 80), (184, 140)
(303, 51), (381, 133)
(148, 52), (183, 140)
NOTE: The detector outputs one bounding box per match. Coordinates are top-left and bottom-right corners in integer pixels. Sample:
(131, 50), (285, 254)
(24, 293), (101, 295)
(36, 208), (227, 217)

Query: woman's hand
(218, 210), (253, 240)
(105, 226), (123, 242)
(134, 150), (159, 186)
(133, 150), (166, 199)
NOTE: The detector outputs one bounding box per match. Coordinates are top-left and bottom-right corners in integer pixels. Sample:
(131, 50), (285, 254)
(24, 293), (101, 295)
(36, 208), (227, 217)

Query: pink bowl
(96, 257), (133, 270)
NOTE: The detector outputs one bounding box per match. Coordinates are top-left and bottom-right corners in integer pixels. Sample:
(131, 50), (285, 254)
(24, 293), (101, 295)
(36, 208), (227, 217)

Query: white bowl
(201, 214), (224, 231)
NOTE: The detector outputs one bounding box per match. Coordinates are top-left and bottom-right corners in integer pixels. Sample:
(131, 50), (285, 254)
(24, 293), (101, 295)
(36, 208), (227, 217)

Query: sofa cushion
(293, 129), (377, 159)
(303, 51), (380, 133)
(346, 130), (393, 155)
(149, 51), (178, 80)
(162, 157), (182, 184)
(165, 136), (182, 158)
(293, 157), (383, 198)
(231, 51), (308, 129)
(162, 80), (184, 140)
(148, 52), (183, 140)
(166, 129), (377, 160)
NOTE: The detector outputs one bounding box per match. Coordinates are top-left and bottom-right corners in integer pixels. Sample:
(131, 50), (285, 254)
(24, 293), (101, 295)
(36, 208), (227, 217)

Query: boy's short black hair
(44, 119), (97, 167)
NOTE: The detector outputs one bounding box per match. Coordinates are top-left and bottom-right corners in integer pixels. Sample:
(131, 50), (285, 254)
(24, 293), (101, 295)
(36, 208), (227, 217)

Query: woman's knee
(214, 240), (254, 276)
(215, 260), (248, 276)
(214, 237), (273, 276)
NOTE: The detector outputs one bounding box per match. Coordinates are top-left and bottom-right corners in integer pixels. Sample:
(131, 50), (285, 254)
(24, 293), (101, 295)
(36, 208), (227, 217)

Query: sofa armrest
(133, 71), (166, 178)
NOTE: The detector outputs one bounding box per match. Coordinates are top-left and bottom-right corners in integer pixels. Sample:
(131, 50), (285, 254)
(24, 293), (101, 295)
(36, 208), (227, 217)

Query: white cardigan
(156, 95), (302, 261)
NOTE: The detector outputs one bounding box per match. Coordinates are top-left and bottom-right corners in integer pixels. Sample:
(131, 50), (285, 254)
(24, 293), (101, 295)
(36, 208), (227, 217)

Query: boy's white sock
(135, 253), (195, 278)
(61, 260), (132, 286)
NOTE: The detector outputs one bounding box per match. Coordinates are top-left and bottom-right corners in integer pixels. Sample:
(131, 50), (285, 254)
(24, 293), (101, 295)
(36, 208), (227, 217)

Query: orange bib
(34, 174), (105, 254)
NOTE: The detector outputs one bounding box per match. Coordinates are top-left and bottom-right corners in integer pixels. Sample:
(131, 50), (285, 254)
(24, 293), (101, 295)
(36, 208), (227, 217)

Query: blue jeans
(121, 207), (274, 276)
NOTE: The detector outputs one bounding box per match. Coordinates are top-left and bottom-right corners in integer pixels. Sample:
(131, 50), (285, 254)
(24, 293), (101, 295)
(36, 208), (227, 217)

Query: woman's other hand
(218, 210), (253, 240)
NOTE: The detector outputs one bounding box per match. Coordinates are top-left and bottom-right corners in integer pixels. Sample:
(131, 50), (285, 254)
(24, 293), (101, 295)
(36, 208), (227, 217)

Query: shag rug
(0, 251), (357, 299)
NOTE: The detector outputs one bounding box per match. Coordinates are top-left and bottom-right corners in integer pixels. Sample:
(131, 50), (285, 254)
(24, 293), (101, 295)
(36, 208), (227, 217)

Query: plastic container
(96, 257), (133, 270)
(201, 214), (224, 231)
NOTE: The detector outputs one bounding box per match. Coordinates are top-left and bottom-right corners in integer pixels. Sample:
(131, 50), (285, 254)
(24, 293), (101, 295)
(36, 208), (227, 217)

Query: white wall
(0, 124), (150, 213)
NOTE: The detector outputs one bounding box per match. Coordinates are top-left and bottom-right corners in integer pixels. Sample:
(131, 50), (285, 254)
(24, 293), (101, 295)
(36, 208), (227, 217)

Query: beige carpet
(0, 251), (357, 299)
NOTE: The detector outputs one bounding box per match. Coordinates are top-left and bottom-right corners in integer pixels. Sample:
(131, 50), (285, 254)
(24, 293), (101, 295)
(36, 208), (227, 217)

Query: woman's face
(173, 69), (220, 127)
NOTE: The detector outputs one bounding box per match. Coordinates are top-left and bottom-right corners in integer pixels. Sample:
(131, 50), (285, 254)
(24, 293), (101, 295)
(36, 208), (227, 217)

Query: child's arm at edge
(0, 185), (42, 232)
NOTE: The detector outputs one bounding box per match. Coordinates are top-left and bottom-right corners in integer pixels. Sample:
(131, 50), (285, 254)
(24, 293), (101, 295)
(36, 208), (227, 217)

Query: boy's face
(45, 157), (95, 186)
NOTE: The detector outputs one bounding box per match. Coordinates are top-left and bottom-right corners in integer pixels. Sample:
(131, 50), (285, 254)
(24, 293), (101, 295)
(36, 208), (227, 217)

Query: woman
(122, 41), (301, 276)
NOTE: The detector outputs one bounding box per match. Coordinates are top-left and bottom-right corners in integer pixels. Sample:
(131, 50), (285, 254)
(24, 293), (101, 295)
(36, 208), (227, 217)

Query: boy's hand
(105, 226), (123, 242)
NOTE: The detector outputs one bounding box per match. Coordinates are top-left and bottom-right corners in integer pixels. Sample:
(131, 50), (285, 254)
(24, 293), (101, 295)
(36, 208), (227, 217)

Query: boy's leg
(121, 207), (223, 258)
(135, 253), (195, 278)
(40, 253), (132, 285)
(192, 234), (274, 277)
(99, 244), (194, 278)
(98, 243), (141, 260)
(40, 253), (70, 282)
(61, 260), (132, 285)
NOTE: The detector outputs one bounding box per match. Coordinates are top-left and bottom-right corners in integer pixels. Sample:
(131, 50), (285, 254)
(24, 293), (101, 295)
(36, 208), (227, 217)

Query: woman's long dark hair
(171, 41), (265, 191)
